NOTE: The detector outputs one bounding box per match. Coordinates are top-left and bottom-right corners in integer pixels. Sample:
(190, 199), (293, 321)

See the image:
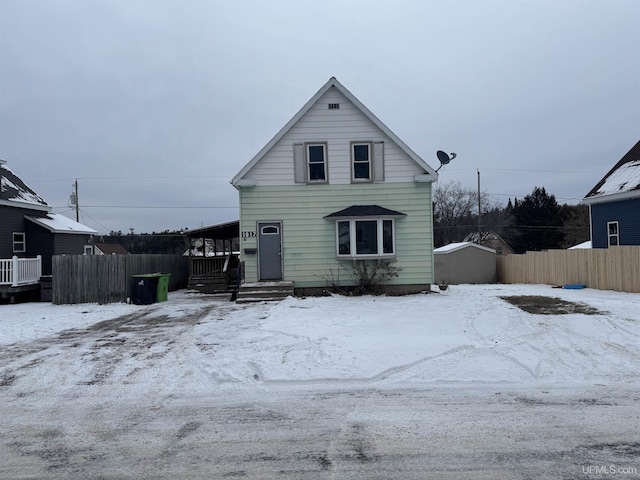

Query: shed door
(258, 222), (282, 281)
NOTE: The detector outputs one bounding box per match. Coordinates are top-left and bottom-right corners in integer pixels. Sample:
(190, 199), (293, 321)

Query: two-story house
(582, 140), (640, 248)
(231, 77), (438, 295)
(1, 160), (96, 301)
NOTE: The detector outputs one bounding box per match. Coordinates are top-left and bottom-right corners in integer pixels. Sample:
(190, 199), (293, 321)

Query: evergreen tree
(559, 204), (590, 248)
(512, 187), (564, 252)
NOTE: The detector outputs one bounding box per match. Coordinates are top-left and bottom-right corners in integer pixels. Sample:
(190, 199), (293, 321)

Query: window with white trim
(336, 219), (395, 258)
(13, 232), (26, 253)
(607, 221), (619, 246)
(351, 142), (372, 181)
(307, 143), (327, 182)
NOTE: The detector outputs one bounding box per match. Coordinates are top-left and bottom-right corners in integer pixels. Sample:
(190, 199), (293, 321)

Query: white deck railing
(0, 256), (42, 286)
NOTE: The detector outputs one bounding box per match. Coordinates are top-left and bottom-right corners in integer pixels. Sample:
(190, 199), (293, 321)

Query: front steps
(235, 281), (295, 303)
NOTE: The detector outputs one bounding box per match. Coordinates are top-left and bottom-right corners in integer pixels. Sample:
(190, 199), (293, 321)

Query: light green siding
(239, 182), (434, 288)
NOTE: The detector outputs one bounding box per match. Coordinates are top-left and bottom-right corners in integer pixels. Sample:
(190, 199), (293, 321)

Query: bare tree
(434, 181), (489, 246)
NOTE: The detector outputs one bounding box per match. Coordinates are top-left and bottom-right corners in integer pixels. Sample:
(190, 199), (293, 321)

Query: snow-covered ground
(1, 284), (639, 479)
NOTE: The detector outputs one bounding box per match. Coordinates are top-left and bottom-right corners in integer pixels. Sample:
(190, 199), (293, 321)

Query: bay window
(336, 219), (395, 258)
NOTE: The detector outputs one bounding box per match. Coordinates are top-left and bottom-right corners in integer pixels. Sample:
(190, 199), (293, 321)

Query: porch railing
(189, 256), (228, 276)
(0, 255), (42, 286)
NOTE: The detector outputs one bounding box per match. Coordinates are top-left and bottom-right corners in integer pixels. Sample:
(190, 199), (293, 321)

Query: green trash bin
(157, 273), (171, 302)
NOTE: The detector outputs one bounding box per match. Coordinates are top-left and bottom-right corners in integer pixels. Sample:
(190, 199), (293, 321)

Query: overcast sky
(1, 0), (638, 234)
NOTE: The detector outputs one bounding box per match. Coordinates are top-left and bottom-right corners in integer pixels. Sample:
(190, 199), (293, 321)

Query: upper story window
(307, 143), (327, 182)
(294, 142), (328, 184)
(294, 141), (383, 185)
(13, 232), (26, 253)
(352, 142), (372, 182)
(607, 221), (619, 246)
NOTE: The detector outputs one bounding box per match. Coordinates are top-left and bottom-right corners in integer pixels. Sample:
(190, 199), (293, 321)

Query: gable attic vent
(328, 103), (340, 110)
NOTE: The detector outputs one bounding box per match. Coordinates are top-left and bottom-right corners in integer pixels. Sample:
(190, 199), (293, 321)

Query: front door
(258, 221), (282, 281)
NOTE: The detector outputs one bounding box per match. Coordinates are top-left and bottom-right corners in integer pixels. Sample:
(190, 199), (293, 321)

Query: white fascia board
(233, 179), (257, 187)
(582, 189), (640, 205)
(0, 199), (51, 212)
(414, 174), (437, 182)
(231, 81), (335, 186)
(231, 77), (439, 185)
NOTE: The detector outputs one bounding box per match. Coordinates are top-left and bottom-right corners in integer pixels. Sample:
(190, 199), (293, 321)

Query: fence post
(11, 256), (18, 287)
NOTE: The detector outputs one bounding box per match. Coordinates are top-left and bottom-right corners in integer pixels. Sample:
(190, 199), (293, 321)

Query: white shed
(434, 242), (496, 285)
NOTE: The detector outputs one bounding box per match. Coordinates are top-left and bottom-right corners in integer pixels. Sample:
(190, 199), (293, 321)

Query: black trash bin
(40, 275), (53, 302)
(131, 274), (160, 305)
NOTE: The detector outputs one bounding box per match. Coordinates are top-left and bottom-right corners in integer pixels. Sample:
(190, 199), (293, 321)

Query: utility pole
(74, 179), (79, 222)
(477, 169), (481, 236)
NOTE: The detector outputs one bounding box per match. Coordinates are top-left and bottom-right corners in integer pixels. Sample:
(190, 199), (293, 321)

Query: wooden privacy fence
(496, 246), (640, 293)
(52, 254), (189, 304)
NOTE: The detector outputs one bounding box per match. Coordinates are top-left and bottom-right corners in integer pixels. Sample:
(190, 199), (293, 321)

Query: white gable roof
(25, 213), (97, 235)
(434, 242), (496, 254)
(583, 140), (640, 204)
(231, 77), (437, 186)
(0, 160), (50, 211)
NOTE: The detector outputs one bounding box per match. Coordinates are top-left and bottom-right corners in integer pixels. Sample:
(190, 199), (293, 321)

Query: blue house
(583, 140), (640, 248)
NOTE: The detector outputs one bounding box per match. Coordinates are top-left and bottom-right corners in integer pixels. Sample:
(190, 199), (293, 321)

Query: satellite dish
(436, 150), (457, 171)
(437, 150), (451, 165)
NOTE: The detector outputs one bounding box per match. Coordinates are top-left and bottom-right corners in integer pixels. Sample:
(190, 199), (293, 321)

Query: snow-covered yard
(1, 284), (639, 479)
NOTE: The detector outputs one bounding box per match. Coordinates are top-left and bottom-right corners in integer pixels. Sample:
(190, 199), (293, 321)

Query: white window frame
(351, 142), (372, 182)
(306, 142), (328, 183)
(84, 245), (94, 255)
(13, 232), (26, 253)
(335, 218), (396, 259)
(607, 221), (619, 247)
(260, 225), (280, 235)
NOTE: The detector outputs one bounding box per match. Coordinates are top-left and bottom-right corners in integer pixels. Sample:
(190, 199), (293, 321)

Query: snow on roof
(584, 140), (640, 203)
(25, 213), (97, 234)
(94, 243), (129, 255)
(569, 240), (592, 249)
(434, 242), (496, 254)
(0, 161), (49, 209)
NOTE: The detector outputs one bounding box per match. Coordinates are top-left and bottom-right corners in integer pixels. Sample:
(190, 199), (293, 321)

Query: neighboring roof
(25, 213), (97, 234)
(463, 231), (515, 254)
(94, 243), (129, 254)
(324, 205), (406, 219)
(231, 77), (438, 186)
(434, 242), (496, 254)
(184, 220), (240, 239)
(583, 140), (640, 204)
(0, 160), (50, 211)
(569, 240), (592, 249)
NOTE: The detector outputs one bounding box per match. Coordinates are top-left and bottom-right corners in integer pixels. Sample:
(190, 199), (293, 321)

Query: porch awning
(324, 205), (406, 219)
(184, 220), (239, 240)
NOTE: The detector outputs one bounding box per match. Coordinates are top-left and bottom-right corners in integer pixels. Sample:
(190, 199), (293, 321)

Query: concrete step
(236, 281), (294, 303)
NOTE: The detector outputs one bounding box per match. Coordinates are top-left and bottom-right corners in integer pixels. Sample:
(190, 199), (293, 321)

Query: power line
(445, 167), (602, 174)
(52, 205), (237, 209)
(29, 175), (234, 183)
